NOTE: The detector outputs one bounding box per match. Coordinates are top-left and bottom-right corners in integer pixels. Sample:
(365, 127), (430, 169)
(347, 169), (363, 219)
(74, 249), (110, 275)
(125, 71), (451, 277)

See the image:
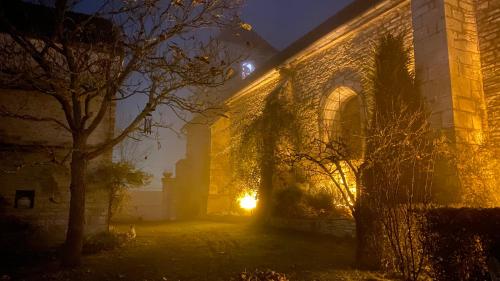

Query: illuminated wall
(206, 0), (498, 214)
(174, 28), (277, 216)
(476, 0), (500, 143)
(206, 116), (233, 214)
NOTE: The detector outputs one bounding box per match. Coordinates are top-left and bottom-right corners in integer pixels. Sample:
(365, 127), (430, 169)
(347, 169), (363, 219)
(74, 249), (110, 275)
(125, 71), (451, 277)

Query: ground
(9, 220), (392, 281)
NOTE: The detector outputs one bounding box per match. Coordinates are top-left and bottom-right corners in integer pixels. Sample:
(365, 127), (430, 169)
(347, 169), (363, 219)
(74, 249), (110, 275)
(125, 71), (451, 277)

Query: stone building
(165, 28), (277, 219)
(0, 2), (115, 242)
(185, 0), (500, 215)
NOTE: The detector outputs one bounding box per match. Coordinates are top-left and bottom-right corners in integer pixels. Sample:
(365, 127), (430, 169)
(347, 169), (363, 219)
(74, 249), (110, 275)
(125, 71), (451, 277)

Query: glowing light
(241, 62), (255, 79)
(238, 192), (257, 210)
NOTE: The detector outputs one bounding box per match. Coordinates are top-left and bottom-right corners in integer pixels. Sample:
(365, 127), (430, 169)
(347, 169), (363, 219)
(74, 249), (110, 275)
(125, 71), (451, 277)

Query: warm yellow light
(238, 193), (257, 210)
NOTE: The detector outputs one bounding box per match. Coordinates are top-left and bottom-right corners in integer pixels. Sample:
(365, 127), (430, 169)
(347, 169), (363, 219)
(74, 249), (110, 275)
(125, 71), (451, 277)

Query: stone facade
(168, 28), (277, 217)
(476, 0), (500, 142)
(0, 3), (116, 242)
(0, 88), (114, 243)
(201, 0), (499, 214)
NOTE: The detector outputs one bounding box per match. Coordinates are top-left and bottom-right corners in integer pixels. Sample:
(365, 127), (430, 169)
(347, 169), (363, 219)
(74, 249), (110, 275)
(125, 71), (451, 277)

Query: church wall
(476, 0), (500, 142)
(206, 75), (281, 215)
(228, 0), (416, 127)
(209, 0), (497, 214)
(290, 0), (414, 113)
(207, 116), (232, 214)
(443, 0), (486, 143)
(412, 0), (494, 144)
(174, 123), (211, 218)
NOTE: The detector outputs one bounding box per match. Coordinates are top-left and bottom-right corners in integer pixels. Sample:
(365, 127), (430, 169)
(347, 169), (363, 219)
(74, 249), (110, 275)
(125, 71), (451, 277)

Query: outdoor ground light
(238, 192), (258, 211)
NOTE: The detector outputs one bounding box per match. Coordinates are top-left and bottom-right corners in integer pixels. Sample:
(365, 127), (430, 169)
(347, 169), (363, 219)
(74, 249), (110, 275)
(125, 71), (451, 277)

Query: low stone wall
(268, 217), (356, 238)
(114, 190), (166, 222)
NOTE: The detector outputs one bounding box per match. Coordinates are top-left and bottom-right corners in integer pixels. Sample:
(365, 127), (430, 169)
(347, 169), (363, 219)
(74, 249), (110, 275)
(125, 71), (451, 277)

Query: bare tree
(359, 34), (443, 279)
(365, 108), (440, 280)
(282, 34), (442, 279)
(291, 138), (361, 215)
(453, 132), (500, 208)
(0, 0), (242, 266)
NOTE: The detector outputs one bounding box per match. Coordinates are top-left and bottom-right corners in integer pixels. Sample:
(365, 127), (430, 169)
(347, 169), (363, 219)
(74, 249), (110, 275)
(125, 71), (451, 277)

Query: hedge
(423, 208), (500, 281)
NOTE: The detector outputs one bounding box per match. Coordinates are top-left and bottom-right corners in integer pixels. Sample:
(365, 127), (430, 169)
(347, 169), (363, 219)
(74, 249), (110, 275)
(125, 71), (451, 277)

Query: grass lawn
(12, 220), (392, 281)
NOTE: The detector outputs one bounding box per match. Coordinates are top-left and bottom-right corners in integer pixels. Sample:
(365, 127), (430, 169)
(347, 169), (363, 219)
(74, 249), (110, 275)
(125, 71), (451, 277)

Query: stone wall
(412, 0), (493, 143)
(0, 150), (109, 243)
(291, 0), (413, 107)
(476, 0), (500, 142)
(228, 0), (415, 128)
(207, 116), (233, 214)
(0, 87), (114, 243)
(0, 89), (114, 147)
(207, 0), (498, 214)
(222, 0), (414, 215)
(206, 74), (282, 215)
(269, 217), (356, 238)
(444, 0), (486, 143)
(114, 190), (166, 222)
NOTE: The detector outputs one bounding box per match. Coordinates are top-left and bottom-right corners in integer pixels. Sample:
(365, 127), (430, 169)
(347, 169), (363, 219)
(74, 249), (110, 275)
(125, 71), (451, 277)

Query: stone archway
(321, 86), (364, 156)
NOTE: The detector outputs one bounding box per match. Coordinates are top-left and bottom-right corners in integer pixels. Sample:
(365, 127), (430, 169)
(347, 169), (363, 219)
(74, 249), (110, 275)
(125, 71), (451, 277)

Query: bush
(422, 208), (500, 281)
(305, 189), (334, 215)
(0, 216), (43, 253)
(234, 269), (288, 281)
(272, 185), (306, 218)
(82, 231), (130, 255)
(0, 216), (50, 272)
(272, 186), (349, 219)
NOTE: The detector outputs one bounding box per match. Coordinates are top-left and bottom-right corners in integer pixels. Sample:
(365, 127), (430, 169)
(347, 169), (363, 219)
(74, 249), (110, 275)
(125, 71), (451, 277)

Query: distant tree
(91, 162), (151, 231)
(0, 0), (243, 266)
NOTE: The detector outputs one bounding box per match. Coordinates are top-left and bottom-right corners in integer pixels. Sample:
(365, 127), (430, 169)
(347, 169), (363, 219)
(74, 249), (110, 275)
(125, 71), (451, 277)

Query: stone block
(454, 110), (474, 128)
(456, 97), (477, 112)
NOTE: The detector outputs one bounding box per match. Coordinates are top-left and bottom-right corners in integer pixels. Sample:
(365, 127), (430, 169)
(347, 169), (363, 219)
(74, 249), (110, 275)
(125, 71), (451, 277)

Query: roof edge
(225, 0), (387, 104)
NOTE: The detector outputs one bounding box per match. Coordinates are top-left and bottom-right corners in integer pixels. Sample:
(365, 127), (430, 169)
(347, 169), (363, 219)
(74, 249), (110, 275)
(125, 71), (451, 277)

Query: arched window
(322, 86), (363, 157)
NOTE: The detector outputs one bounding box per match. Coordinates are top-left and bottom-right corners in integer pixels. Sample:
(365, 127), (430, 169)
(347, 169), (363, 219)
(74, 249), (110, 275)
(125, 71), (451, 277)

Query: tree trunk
(62, 150), (87, 267)
(257, 169), (272, 222)
(107, 187), (113, 232)
(256, 154), (274, 223)
(354, 203), (383, 270)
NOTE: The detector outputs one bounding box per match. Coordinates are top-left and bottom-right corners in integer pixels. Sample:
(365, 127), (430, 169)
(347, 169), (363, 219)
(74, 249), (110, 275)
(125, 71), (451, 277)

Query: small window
(241, 61), (255, 79)
(15, 190), (35, 209)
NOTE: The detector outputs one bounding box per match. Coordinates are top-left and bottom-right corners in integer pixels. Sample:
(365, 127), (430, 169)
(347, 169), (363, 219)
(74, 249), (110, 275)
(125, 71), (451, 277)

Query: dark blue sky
(241, 0), (352, 50)
(78, 0), (353, 188)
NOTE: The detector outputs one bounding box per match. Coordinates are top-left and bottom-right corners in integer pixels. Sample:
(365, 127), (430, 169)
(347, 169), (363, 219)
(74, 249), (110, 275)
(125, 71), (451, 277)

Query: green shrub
(271, 185), (306, 218)
(82, 231), (129, 255)
(305, 189), (334, 214)
(422, 208), (500, 281)
(272, 185), (349, 218)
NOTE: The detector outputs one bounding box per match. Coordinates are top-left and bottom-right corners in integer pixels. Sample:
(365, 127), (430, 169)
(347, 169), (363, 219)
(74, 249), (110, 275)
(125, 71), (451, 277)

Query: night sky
(78, 0), (353, 189)
(241, 0), (352, 50)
